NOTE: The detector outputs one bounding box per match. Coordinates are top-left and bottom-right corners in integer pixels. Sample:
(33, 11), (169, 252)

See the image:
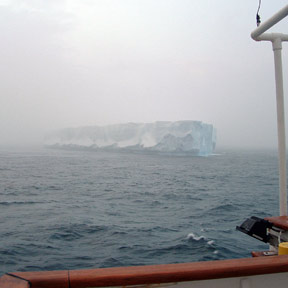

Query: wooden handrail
(2, 255), (288, 288)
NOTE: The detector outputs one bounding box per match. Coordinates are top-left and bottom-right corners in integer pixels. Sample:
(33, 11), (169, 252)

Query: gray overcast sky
(0, 0), (287, 148)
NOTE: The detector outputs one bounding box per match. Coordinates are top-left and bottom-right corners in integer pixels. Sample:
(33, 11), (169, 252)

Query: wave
(187, 232), (216, 247)
(100, 257), (125, 268)
(48, 223), (109, 242)
(0, 201), (44, 206)
(187, 232), (206, 241)
(208, 203), (239, 213)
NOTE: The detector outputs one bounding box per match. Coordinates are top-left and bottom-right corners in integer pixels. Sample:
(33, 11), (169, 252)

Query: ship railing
(2, 255), (288, 288)
(251, 5), (288, 216)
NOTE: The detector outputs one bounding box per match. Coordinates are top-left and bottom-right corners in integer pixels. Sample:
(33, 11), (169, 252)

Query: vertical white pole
(272, 38), (287, 216)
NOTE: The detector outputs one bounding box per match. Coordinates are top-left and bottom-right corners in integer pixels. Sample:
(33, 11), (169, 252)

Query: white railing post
(272, 38), (287, 216)
(251, 5), (288, 216)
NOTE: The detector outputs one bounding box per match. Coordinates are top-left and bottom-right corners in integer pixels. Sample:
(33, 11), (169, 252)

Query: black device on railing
(236, 216), (273, 243)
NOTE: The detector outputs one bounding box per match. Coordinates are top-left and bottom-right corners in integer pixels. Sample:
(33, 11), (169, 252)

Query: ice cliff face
(45, 121), (216, 156)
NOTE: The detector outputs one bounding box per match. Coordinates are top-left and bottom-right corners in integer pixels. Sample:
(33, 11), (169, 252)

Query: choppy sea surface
(0, 147), (281, 275)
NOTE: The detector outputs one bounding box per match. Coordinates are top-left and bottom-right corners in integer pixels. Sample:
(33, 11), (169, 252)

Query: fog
(0, 0), (287, 149)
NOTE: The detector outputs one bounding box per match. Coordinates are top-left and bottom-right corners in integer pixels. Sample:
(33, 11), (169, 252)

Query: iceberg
(45, 121), (216, 156)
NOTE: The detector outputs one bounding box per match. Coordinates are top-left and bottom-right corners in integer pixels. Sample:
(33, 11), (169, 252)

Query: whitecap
(187, 232), (205, 241)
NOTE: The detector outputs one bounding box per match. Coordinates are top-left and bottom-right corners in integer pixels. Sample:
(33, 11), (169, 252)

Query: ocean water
(0, 147), (281, 275)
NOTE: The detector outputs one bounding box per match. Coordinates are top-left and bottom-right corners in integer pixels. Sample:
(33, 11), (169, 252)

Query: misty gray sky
(0, 0), (287, 148)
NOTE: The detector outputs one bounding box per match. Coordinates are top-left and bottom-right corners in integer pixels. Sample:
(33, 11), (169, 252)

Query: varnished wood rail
(2, 255), (288, 288)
